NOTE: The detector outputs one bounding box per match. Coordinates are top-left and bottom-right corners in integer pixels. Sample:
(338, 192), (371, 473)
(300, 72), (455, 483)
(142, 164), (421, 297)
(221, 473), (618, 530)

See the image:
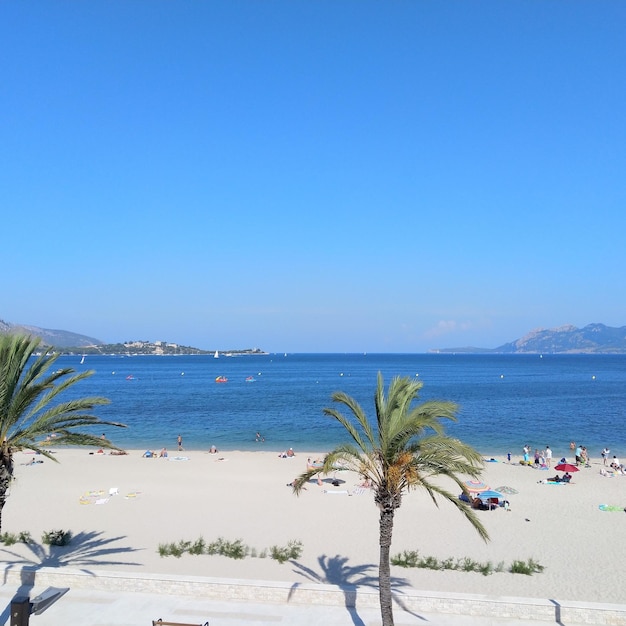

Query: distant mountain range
(434, 323), (626, 354)
(0, 319), (263, 355)
(0, 319), (102, 348)
(2, 318), (626, 354)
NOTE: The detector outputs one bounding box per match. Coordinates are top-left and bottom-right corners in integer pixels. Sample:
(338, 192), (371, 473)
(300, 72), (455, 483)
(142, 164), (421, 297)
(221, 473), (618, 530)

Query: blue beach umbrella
(478, 489), (503, 501)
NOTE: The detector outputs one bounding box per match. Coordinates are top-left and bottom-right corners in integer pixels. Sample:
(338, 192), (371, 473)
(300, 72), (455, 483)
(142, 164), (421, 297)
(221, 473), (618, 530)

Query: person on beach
(545, 445), (552, 467)
(471, 497), (489, 511)
(209, 445), (218, 454)
(159, 448), (168, 457)
(286, 447), (295, 457)
(602, 447), (610, 465)
(177, 434), (184, 451)
(581, 447), (589, 466)
(575, 444), (583, 466)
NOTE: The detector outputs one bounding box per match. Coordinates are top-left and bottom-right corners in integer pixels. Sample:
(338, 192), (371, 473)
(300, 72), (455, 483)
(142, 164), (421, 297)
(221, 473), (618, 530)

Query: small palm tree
(0, 334), (126, 533)
(293, 373), (489, 626)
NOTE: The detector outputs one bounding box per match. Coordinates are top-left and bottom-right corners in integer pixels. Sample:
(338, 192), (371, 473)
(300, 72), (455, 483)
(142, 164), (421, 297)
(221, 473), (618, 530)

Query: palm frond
(323, 394), (374, 453)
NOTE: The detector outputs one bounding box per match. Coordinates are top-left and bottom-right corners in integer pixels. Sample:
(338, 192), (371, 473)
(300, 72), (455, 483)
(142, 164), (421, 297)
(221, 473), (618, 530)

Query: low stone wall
(4, 567), (626, 625)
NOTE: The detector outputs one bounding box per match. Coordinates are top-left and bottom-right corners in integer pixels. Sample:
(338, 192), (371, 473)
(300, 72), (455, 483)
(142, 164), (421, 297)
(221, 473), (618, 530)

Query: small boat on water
(245, 376), (255, 383)
(215, 376), (228, 383)
(214, 351), (219, 359)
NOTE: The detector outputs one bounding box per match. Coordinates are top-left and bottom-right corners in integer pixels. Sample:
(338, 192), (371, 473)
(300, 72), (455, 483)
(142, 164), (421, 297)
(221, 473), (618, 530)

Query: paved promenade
(1, 568), (625, 626)
(0, 585), (576, 626)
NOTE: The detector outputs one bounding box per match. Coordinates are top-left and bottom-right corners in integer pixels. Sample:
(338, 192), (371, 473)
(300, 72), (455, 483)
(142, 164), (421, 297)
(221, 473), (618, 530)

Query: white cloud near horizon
(423, 320), (475, 339)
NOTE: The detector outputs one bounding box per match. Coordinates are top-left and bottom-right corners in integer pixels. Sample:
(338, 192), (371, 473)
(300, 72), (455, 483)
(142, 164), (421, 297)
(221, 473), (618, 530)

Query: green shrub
(391, 550), (544, 577)
(441, 557), (456, 570)
(270, 540), (302, 564)
(42, 530), (72, 546)
(171, 541), (190, 558)
(18, 531), (32, 544)
(460, 557), (477, 572)
(391, 550), (420, 568)
(415, 555), (435, 569)
(478, 562), (493, 577)
(158, 537), (249, 559)
(158, 543), (170, 557)
(188, 538), (206, 555)
(0, 532), (17, 545)
(205, 537), (248, 559)
(218, 538), (248, 560)
(509, 558), (545, 575)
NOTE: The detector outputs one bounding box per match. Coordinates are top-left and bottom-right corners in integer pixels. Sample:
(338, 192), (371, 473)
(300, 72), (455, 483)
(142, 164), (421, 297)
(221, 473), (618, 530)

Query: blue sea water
(58, 353), (626, 459)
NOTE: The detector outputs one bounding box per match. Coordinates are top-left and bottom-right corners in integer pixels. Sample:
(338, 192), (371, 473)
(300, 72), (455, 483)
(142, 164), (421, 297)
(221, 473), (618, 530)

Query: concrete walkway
(0, 585), (573, 626)
(1, 568), (625, 626)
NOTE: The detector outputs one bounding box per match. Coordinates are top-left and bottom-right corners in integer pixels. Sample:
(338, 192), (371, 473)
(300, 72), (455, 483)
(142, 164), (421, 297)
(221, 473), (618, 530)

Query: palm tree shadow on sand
(289, 554), (425, 626)
(0, 530), (141, 624)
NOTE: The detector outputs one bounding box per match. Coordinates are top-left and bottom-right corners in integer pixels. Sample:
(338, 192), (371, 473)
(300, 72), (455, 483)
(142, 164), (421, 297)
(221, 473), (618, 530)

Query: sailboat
(214, 350), (219, 359)
(80, 355), (85, 364)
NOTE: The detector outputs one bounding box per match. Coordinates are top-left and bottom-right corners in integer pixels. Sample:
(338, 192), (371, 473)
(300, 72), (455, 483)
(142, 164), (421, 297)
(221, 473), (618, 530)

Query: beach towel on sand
(598, 504), (625, 512)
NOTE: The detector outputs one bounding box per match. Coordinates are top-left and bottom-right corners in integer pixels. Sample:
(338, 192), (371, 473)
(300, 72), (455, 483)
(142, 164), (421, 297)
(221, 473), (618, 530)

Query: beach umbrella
(477, 490), (503, 501)
(463, 480), (490, 493)
(554, 463), (579, 473)
(495, 485), (519, 495)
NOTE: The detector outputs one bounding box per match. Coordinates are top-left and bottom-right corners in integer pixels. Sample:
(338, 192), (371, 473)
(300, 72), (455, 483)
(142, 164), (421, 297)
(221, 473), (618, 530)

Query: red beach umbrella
(554, 463), (579, 473)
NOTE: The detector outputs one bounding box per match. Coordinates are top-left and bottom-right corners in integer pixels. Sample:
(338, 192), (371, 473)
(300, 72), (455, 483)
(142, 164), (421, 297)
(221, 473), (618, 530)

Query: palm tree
(0, 334), (126, 533)
(293, 373), (489, 626)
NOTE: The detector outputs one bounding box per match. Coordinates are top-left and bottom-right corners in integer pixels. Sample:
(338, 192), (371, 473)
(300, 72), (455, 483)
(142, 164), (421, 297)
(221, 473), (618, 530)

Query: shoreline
(5, 448), (626, 607)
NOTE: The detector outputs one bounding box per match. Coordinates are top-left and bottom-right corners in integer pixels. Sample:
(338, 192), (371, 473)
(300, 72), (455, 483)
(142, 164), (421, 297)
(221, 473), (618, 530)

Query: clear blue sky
(2, 1), (624, 352)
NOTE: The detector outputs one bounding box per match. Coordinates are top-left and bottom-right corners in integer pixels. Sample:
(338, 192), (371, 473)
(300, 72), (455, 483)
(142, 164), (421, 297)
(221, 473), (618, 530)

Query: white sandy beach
(4, 447), (626, 606)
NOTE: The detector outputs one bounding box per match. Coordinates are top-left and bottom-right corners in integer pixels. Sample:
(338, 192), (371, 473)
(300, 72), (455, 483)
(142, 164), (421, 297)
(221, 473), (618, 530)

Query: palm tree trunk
(0, 472), (9, 535)
(379, 506), (396, 626)
(0, 448), (13, 536)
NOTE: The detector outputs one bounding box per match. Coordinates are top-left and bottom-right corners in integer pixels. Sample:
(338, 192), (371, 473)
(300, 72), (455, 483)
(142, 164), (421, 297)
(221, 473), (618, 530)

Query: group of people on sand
(599, 451), (625, 475)
(521, 444), (553, 467)
(544, 472), (572, 483)
(570, 441), (591, 467)
(600, 446), (624, 472)
(278, 447), (295, 458)
(142, 448), (169, 458)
